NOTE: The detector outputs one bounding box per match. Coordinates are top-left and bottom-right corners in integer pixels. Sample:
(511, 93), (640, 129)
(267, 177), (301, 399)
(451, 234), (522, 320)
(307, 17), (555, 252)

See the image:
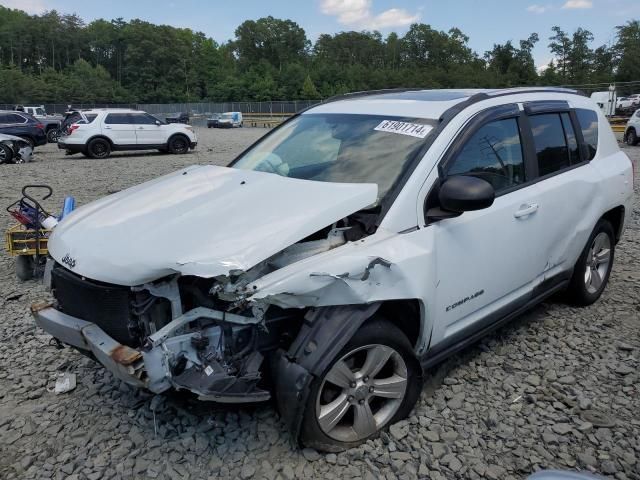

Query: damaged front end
(0, 134), (34, 164)
(33, 219), (377, 403)
(34, 266), (289, 402)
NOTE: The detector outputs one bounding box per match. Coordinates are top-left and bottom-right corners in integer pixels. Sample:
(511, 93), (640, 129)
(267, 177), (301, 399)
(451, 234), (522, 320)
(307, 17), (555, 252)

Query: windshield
(35, 108), (46, 116)
(232, 113), (435, 200)
(221, 113), (234, 119)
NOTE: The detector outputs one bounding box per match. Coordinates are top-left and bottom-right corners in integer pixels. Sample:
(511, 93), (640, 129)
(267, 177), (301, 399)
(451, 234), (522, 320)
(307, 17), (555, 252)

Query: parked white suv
(624, 108), (640, 145)
(34, 88), (633, 451)
(58, 109), (197, 158)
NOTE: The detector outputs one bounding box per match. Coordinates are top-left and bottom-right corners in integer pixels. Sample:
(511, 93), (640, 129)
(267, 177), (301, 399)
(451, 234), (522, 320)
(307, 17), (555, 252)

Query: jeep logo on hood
(61, 254), (77, 269)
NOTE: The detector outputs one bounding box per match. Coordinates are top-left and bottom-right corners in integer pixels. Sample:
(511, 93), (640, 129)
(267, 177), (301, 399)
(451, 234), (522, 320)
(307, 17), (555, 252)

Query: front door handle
(104, 126), (112, 129)
(514, 203), (539, 218)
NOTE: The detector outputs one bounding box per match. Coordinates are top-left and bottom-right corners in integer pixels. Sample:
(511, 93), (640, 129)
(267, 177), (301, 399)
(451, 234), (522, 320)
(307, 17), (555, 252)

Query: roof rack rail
(322, 88), (429, 104)
(322, 86), (583, 106)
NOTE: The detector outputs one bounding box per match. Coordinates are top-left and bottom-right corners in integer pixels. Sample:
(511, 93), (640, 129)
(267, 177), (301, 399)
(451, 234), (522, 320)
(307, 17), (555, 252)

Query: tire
(626, 129), (638, 146)
(300, 318), (422, 452)
(86, 138), (111, 159)
(15, 255), (34, 281)
(168, 135), (189, 154)
(566, 219), (615, 306)
(47, 128), (59, 143)
(0, 143), (13, 164)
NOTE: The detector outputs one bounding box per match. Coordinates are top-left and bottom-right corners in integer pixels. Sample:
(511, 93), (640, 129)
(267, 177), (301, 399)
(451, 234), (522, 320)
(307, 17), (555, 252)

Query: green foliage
(0, 5), (637, 104)
(615, 21), (640, 82)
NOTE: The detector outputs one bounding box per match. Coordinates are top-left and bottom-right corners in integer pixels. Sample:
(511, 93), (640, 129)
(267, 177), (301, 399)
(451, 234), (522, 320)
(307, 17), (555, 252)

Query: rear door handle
(104, 126), (111, 129)
(514, 203), (539, 218)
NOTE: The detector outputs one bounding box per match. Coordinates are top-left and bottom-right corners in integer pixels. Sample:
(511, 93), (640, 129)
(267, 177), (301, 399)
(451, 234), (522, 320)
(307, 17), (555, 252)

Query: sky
(2, 0), (638, 70)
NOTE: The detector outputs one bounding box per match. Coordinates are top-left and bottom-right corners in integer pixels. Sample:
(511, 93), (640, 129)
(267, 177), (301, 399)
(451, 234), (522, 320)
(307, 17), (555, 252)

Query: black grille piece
(51, 264), (138, 346)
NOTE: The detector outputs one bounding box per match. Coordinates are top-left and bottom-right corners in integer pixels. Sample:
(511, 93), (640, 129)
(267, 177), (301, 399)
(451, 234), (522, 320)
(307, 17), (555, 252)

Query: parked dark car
(166, 112), (190, 124)
(0, 111), (47, 147)
(206, 113), (221, 128)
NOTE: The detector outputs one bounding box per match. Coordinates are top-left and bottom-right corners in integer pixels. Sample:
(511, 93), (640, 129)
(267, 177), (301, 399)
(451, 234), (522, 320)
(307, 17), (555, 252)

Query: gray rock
(615, 364), (634, 375)
(281, 465), (295, 480)
(301, 448), (321, 462)
(240, 464), (256, 479)
(389, 422), (409, 441)
(432, 443), (447, 459)
(551, 423), (573, 435)
(423, 430), (440, 442)
(601, 460), (618, 474)
(577, 453), (597, 467)
(525, 374), (541, 386)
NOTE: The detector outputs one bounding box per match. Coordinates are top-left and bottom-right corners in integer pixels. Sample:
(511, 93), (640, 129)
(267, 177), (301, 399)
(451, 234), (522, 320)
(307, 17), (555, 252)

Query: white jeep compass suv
(33, 88), (634, 451)
(58, 108), (197, 158)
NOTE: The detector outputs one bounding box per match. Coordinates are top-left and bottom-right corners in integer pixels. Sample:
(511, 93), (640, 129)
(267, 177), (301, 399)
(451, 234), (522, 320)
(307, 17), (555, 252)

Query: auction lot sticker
(374, 120), (432, 138)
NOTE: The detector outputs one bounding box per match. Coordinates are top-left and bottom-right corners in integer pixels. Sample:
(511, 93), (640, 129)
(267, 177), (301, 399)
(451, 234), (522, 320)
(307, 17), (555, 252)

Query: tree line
(0, 6), (638, 104)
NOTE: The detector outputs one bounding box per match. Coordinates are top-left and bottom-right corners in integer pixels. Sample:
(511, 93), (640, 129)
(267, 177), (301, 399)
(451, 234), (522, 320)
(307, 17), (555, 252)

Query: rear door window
(105, 113), (134, 125)
(575, 109), (598, 160)
(560, 113), (580, 165)
(530, 114), (571, 176)
(8, 114), (27, 124)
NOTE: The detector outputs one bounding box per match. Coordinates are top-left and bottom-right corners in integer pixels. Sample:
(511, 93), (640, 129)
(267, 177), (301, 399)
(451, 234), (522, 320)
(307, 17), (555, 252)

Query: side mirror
(155, 120), (162, 126)
(439, 175), (495, 213)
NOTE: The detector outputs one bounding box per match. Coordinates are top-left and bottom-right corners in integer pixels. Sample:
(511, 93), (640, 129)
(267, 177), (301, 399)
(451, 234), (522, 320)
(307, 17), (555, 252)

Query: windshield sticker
(374, 120), (432, 139)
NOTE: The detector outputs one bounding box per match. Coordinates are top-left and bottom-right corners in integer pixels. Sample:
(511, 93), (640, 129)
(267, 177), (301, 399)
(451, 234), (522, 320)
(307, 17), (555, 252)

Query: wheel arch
(87, 135), (114, 148)
(168, 132), (190, 143)
(601, 205), (625, 243)
(272, 299), (424, 446)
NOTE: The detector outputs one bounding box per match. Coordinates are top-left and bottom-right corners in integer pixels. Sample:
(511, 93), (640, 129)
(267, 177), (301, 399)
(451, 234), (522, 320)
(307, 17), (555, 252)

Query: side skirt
(111, 143), (167, 151)
(421, 272), (571, 370)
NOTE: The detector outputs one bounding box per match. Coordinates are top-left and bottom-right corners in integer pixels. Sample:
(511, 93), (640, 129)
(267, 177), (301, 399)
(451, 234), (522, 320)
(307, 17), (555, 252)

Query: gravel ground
(0, 127), (638, 480)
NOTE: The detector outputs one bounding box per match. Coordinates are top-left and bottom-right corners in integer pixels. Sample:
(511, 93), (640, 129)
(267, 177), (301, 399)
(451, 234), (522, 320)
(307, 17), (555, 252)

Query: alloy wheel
(171, 137), (188, 153)
(584, 232), (611, 294)
(92, 141), (108, 157)
(316, 344), (407, 443)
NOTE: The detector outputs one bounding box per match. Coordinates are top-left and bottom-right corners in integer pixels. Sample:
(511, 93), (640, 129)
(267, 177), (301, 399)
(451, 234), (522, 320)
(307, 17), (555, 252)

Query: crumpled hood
(0, 133), (29, 143)
(49, 165), (377, 286)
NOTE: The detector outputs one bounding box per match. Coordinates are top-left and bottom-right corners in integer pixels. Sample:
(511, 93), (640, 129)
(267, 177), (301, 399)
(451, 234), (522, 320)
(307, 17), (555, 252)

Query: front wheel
(300, 319), (422, 452)
(566, 219), (615, 306)
(0, 143), (13, 164)
(168, 135), (189, 154)
(626, 129), (638, 146)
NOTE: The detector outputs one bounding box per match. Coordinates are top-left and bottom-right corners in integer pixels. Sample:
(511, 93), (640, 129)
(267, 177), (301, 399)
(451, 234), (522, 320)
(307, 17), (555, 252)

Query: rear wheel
(0, 143), (13, 164)
(87, 138), (111, 159)
(300, 319), (422, 452)
(168, 135), (189, 154)
(47, 128), (59, 143)
(626, 129), (638, 146)
(566, 219), (615, 306)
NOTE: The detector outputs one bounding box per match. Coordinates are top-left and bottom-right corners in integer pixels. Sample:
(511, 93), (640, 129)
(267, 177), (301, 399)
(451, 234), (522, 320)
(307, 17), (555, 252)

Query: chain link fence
(0, 100), (323, 117)
(4, 83), (640, 119)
